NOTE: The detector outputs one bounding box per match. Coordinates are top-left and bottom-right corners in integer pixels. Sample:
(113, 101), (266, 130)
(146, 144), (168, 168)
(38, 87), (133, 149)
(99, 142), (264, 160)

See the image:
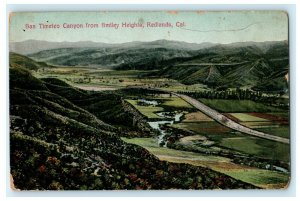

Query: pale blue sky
(9, 11), (288, 44)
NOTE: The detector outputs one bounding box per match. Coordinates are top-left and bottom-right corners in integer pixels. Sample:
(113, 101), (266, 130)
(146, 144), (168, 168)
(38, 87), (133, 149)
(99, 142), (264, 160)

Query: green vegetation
(255, 126), (290, 138)
(125, 97), (192, 119)
(240, 121), (275, 128)
(11, 58), (260, 190)
(10, 43), (290, 190)
(172, 121), (289, 162)
(268, 112), (289, 119)
(123, 137), (289, 188)
(220, 137), (264, 155)
(10, 66), (48, 90)
(10, 52), (51, 71)
(26, 40), (288, 93)
(164, 57), (288, 91)
(35, 67), (187, 91)
(122, 138), (159, 148)
(93, 70), (153, 77)
(223, 169), (289, 188)
(229, 113), (269, 122)
(182, 111), (213, 122)
(199, 99), (284, 113)
(172, 122), (231, 135)
(161, 97), (193, 109)
(219, 136), (290, 162)
(125, 99), (164, 119)
(159, 84), (207, 92)
(40, 78), (140, 131)
(122, 137), (226, 161)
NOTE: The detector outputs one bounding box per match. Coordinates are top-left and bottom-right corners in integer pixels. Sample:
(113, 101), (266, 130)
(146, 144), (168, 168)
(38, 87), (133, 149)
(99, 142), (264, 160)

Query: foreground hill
(9, 57), (257, 189)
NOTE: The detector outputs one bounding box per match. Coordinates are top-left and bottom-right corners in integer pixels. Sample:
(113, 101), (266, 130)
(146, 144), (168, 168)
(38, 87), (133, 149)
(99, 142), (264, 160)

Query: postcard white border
(3, 3), (297, 199)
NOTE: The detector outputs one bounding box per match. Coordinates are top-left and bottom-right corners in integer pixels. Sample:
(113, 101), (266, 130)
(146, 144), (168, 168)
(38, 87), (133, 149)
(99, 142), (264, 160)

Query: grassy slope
(255, 126), (289, 138)
(27, 41), (288, 91)
(159, 45), (288, 91)
(218, 136), (290, 162)
(123, 137), (290, 188)
(10, 52), (50, 70)
(161, 97), (193, 109)
(125, 97), (193, 119)
(199, 99), (284, 113)
(10, 56), (257, 190)
(172, 122), (290, 162)
(229, 113), (269, 122)
(41, 78), (136, 129)
(125, 99), (164, 119)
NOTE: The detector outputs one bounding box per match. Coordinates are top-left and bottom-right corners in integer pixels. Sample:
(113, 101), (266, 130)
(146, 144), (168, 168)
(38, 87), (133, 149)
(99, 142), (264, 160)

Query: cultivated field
(182, 111), (214, 122)
(122, 137), (289, 188)
(125, 99), (164, 119)
(36, 66), (290, 189)
(35, 67), (207, 92)
(199, 99), (284, 113)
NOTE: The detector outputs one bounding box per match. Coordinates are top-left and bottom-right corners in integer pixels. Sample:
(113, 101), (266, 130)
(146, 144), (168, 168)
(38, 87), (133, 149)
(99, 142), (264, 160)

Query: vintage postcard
(9, 11), (290, 190)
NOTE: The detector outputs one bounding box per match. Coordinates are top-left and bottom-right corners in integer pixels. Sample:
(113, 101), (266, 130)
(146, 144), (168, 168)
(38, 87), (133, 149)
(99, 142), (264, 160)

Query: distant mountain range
(10, 39), (215, 55)
(9, 39), (289, 91)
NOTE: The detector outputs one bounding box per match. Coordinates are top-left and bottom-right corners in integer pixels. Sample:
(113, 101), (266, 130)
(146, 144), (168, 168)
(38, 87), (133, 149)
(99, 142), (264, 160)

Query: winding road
(129, 86), (290, 144)
(173, 92), (290, 144)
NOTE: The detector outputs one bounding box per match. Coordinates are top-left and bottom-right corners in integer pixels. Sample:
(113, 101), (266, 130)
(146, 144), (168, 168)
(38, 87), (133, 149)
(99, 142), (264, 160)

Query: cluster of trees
(180, 88), (288, 107)
(67, 76), (91, 84)
(181, 88), (263, 100)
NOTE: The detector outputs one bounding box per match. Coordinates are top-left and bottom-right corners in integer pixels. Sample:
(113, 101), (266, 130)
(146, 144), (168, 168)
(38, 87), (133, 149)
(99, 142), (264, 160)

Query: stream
(138, 98), (184, 147)
(138, 98), (289, 173)
(148, 112), (183, 147)
(137, 98), (184, 147)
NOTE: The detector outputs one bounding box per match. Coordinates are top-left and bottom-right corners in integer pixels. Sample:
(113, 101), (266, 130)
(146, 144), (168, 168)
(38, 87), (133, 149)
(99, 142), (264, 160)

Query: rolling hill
(9, 52), (52, 70)
(10, 39), (289, 91)
(10, 39), (215, 55)
(9, 55), (257, 190)
(161, 57), (288, 91)
(156, 41), (289, 91)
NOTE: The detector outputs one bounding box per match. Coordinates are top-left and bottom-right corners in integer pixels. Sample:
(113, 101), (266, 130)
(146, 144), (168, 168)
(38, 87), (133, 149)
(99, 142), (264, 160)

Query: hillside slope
(10, 39), (214, 55)
(159, 41), (288, 91)
(29, 46), (196, 69)
(9, 60), (257, 190)
(9, 52), (51, 70)
(26, 40), (289, 91)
